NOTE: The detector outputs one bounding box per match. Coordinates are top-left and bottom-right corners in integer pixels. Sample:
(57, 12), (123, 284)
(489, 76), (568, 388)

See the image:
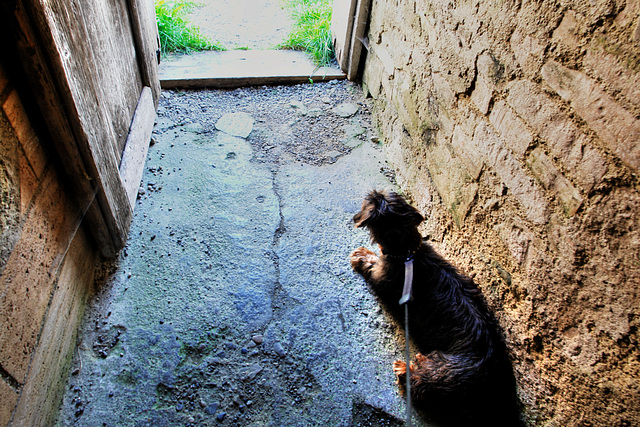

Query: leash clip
(399, 256), (414, 305)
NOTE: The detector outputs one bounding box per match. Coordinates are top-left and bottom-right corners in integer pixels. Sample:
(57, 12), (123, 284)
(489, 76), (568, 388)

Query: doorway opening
(187, 0), (295, 51)
(155, 0), (345, 88)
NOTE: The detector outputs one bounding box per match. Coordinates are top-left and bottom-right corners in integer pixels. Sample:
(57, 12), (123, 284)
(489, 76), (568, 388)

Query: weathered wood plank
(29, 0), (135, 254)
(92, 0), (144, 155)
(119, 86), (155, 210)
(331, 0), (358, 73)
(128, 0), (161, 107)
(347, 0), (371, 80)
(37, 0), (142, 160)
(159, 50), (346, 89)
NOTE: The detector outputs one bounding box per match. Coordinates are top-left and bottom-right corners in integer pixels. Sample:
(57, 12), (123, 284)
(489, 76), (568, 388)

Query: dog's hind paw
(415, 353), (428, 364)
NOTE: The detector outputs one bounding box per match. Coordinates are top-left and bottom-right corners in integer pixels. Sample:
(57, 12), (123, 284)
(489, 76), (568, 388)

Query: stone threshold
(159, 50), (346, 89)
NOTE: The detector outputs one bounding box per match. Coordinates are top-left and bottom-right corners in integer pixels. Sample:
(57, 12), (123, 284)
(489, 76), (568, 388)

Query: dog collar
(380, 248), (415, 262)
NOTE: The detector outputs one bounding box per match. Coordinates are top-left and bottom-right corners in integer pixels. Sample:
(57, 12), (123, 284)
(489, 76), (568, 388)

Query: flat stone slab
(215, 112), (254, 138)
(159, 50), (346, 89)
(332, 102), (359, 117)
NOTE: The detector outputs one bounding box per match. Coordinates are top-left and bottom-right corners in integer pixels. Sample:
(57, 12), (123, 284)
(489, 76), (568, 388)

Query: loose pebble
(274, 342), (286, 357)
(205, 402), (218, 415)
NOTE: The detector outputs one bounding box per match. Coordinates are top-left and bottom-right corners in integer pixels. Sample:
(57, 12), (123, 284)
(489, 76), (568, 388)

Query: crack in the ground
(267, 170), (298, 321)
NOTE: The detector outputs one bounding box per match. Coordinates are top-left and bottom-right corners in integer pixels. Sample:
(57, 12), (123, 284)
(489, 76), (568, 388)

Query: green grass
(155, 0), (224, 56)
(279, 0), (334, 66)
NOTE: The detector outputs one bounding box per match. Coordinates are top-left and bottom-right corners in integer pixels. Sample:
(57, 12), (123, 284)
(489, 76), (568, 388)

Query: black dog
(350, 190), (521, 426)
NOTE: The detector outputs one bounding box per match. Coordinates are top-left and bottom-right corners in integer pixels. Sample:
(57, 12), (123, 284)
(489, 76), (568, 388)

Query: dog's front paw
(393, 360), (407, 378)
(350, 247), (378, 273)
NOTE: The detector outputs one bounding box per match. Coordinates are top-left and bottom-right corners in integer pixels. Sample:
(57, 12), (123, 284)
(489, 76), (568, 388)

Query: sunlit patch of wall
(361, 1), (640, 424)
(0, 60), (98, 427)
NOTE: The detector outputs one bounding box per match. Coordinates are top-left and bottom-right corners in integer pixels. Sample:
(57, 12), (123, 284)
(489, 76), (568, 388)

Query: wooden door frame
(331, 0), (372, 81)
(6, 0), (160, 257)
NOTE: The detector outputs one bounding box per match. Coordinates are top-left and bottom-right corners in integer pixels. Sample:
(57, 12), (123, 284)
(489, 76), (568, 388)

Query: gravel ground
(157, 80), (384, 168)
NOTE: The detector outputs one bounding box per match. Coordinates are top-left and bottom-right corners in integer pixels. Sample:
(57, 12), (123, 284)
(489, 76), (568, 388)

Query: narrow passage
(56, 81), (423, 426)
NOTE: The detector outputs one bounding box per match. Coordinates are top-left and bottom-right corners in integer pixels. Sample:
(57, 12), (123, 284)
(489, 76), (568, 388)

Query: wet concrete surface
(56, 81), (426, 426)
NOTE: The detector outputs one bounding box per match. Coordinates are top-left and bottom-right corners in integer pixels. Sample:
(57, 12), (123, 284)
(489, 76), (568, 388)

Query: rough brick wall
(0, 61), (97, 426)
(362, 0), (639, 424)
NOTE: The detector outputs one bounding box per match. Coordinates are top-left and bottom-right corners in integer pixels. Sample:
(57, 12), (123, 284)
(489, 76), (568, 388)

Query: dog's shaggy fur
(350, 190), (521, 426)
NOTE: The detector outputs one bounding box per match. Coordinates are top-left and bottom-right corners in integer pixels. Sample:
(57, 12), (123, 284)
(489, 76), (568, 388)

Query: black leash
(399, 255), (414, 427)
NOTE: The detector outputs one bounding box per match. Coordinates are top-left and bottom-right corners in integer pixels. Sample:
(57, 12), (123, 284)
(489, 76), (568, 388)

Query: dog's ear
(386, 191), (424, 226)
(353, 190), (388, 228)
(354, 190), (424, 228)
(405, 205), (425, 227)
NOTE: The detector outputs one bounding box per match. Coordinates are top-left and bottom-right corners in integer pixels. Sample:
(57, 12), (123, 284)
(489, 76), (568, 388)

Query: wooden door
(6, 0), (160, 256)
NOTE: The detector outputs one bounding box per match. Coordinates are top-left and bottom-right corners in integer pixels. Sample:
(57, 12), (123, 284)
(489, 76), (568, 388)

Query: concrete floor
(53, 0), (432, 424)
(55, 82), (429, 426)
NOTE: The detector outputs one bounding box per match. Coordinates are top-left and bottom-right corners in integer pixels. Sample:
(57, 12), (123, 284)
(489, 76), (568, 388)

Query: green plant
(279, 0), (334, 66)
(155, 0), (224, 55)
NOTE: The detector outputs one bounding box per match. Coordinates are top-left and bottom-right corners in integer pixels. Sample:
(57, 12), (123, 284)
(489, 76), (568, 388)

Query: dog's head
(353, 190), (424, 255)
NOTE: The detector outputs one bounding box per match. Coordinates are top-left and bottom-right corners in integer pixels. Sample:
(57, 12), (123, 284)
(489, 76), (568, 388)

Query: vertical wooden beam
(347, 0), (372, 81)
(26, 0), (134, 256)
(127, 0), (161, 107)
(331, 0), (358, 73)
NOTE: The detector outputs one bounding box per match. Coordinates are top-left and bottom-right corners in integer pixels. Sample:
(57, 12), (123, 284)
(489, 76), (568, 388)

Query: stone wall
(362, 0), (639, 424)
(0, 61), (98, 426)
